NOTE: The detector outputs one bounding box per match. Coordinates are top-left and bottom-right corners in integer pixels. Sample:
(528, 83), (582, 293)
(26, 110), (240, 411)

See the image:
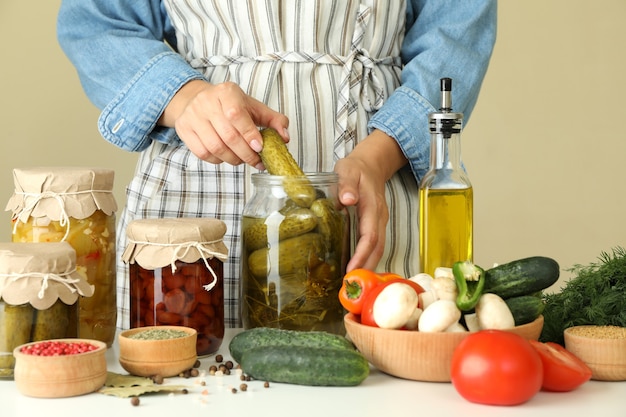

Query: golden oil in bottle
(419, 187), (473, 277)
(418, 78), (473, 276)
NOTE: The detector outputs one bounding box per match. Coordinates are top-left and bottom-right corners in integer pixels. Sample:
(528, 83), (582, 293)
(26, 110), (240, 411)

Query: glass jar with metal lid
(241, 172), (349, 335)
(122, 217), (228, 357)
(0, 242), (94, 379)
(6, 167), (118, 347)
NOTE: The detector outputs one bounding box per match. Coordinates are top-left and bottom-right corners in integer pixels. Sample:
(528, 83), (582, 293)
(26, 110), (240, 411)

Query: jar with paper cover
(0, 242), (94, 378)
(6, 167), (117, 346)
(123, 218), (228, 356)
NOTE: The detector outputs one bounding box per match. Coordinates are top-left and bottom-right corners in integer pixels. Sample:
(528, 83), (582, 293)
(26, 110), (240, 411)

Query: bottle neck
(430, 130), (463, 171)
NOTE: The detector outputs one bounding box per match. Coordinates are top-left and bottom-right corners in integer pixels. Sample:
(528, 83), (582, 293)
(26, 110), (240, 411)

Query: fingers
(174, 81), (288, 167)
(335, 158), (389, 272)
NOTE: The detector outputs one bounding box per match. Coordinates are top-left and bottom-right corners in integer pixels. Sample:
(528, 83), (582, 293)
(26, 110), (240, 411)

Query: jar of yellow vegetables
(5, 167), (118, 346)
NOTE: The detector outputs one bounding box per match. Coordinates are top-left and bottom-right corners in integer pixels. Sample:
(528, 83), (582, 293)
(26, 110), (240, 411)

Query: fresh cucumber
(229, 327), (355, 363)
(505, 295), (545, 326)
(483, 256), (560, 299)
(240, 345), (369, 386)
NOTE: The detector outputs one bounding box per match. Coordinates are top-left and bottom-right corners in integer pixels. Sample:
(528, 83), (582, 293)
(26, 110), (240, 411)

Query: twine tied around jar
(126, 239), (227, 292)
(0, 269), (93, 299)
(10, 190), (114, 241)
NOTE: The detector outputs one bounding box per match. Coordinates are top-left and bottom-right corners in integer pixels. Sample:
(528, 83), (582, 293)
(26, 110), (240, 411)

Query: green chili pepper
(453, 261), (486, 311)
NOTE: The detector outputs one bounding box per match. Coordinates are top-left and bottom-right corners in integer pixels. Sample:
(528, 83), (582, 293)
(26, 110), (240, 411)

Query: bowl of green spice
(118, 326), (197, 377)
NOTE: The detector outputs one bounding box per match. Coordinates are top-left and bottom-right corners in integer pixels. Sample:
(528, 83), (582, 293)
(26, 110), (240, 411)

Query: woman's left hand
(334, 130), (408, 272)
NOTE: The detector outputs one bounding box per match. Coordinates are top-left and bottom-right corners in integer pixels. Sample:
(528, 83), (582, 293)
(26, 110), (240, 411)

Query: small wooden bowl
(344, 313), (544, 382)
(13, 339), (107, 398)
(564, 325), (626, 381)
(118, 326), (197, 377)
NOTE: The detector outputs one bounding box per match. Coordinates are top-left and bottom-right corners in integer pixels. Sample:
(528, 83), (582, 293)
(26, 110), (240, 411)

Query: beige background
(1, 1), (624, 290)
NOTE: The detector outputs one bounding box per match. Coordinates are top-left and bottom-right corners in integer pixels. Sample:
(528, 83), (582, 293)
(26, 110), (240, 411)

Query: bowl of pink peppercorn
(13, 339), (107, 398)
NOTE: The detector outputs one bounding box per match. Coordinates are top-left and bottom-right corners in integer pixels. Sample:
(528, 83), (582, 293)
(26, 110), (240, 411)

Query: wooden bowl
(13, 339), (107, 398)
(564, 325), (626, 381)
(344, 313), (544, 382)
(118, 326), (197, 377)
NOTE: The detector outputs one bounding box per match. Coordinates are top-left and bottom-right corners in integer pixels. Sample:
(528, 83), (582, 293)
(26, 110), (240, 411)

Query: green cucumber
(484, 256), (560, 299)
(505, 295), (545, 326)
(240, 345), (369, 386)
(229, 327), (355, 363)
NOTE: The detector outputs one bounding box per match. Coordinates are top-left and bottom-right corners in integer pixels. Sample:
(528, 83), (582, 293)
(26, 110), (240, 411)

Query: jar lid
(0, 242), (94, 310)
(122, 218), (229, 270)
(5, 167), (118, 225)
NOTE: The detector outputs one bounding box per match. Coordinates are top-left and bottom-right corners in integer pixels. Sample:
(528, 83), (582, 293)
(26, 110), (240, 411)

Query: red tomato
(450, 330), (543, 406)
(529, 340), (592, 392)
(360, 278), (424, 327)
(338, 269), (383, 315)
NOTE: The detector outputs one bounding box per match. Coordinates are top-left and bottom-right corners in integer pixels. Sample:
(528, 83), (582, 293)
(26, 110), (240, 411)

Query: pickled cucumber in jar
(241, 172), (348, 335)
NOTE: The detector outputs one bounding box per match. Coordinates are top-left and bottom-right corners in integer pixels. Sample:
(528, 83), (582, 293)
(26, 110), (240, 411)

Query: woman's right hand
(158, 79), (289, 169)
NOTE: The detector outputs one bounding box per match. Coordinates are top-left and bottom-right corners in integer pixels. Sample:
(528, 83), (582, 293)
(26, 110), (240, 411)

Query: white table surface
(1, 328), (624, 417)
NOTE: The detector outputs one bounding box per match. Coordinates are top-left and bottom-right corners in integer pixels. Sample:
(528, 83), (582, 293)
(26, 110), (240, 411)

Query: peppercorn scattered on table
(0, 328), (624, 417)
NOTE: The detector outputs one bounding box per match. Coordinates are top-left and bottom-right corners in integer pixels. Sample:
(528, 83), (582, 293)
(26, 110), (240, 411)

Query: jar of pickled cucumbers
(122, 218), (228, 357)
(241, 172), (349, 335)
(0, 242), (94, 378)
(6, 167), (117, 346)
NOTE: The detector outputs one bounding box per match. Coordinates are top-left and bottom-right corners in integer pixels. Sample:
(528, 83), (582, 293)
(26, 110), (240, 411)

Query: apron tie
(189, 5), (400, 160)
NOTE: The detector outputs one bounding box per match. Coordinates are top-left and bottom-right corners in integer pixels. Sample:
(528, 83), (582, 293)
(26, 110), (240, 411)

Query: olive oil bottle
(419, 78), (473, 277)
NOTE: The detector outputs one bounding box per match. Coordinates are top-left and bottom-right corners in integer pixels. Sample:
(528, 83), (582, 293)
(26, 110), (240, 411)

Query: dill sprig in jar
(0, 242), (94, 378)
(6, 167), (117, 346)
(122, 218), (228, 356)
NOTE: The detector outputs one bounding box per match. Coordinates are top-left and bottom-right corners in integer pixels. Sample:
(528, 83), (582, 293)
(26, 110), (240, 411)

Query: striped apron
(116, 0), (419, 328)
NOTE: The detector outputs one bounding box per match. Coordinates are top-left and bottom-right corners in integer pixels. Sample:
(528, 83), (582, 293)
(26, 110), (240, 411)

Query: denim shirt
(57, 0), (496, 182)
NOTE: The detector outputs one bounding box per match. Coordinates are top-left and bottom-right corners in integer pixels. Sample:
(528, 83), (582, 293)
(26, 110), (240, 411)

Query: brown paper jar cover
(122, 218), (229, 270)
(5, 167), (117, 223)
(0, 242), (94, 310)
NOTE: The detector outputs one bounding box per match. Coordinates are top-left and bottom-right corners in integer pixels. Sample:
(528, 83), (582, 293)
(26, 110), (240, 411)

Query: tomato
(450, 330), (543, 406)
(529, 340), (592, 392)
(360, 278), (424, 327)
(338, 269), (383, 315)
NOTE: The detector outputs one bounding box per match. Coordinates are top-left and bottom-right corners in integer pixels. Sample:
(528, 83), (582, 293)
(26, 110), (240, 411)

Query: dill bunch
(540, 247), (626, 345)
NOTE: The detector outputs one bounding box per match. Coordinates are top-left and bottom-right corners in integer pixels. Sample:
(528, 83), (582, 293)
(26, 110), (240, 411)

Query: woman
(57, 0), (496, 328)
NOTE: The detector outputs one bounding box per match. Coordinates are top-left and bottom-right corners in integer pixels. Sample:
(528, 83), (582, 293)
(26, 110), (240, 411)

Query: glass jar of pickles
(122, 218), (229, 357)
(0, 242), (94, 378)
(6, 167), (118, 346)
(241, 172), (349, 335)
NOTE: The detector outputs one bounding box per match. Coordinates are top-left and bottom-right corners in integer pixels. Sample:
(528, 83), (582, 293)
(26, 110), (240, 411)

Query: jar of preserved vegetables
(6, 167), (118, 346)
(0, 242), (94, 378)
(241, 172), (349, 335)
(122, 218), (228, 357)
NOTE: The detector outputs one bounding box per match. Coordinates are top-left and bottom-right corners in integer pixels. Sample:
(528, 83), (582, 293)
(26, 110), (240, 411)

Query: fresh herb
(540, 247), (626, 345)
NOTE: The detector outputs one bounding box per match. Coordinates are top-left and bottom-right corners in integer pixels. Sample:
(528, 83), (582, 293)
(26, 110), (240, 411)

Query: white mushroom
(418, 299), (461, 333)
(475, 293), (515, 330)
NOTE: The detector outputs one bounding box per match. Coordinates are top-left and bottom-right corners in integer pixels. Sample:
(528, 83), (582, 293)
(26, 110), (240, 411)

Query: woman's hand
(158, 80), (289, 168)
(334, 130), (408, 272)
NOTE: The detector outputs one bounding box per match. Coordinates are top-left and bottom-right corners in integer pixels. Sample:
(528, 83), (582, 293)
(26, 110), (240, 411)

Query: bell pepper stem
(453, 261), (486, 311)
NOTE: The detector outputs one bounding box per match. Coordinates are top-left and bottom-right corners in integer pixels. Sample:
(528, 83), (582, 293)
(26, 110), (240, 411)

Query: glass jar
(0, 242), (94, 378)
(241, 172), (349, 335)
(6, 167), (118, 346)
(122, 218), (229, 357)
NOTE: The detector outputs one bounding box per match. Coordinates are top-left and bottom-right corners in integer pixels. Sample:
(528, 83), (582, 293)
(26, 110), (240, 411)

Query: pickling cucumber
(240, 345), (369, 386)
(229, 327), (355, 363)
(483, 256), (560, 299)
(504, 294), (545, 326)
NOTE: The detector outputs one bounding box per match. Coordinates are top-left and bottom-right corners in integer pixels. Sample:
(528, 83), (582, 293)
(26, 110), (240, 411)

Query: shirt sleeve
(368, 0), (497, 182)
(57, 0), (203, 151)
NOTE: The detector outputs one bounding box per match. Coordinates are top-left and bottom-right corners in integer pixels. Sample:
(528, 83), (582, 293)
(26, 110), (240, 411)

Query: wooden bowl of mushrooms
(345, 313), (543, 382)
(343, 267), (544, 382)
